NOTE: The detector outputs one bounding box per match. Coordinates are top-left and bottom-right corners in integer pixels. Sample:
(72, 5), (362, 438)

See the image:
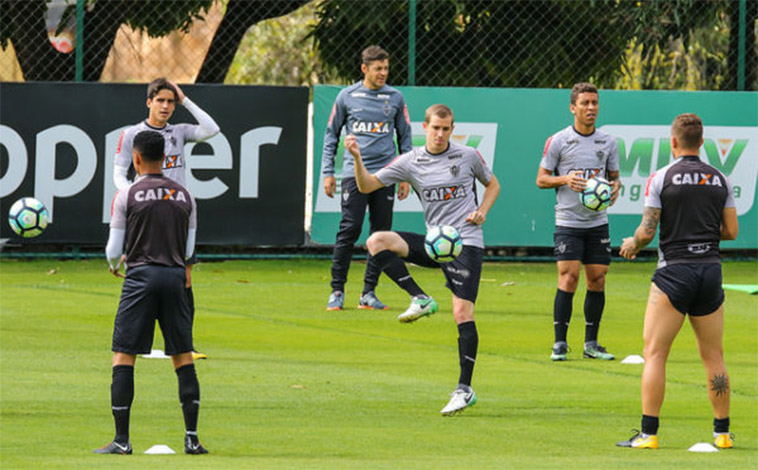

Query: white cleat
(397, 296), (438, 323)
(440, 388), (478, 416)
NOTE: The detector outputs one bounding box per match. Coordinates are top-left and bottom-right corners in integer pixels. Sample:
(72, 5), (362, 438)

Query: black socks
(457, 321), (478, 387)
(111, 365), (134, 444)
(372, 250), (425, 297)
(553, 289), (574, 343)
(641, 414), (659, 436)
(176, 364), (200, 435)
(584, 290), (605, 344)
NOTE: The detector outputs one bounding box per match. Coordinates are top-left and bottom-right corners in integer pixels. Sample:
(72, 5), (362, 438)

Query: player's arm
(467, 175), (500, 225)
(721, 207), (738, 240)
(169, 81), (220, 141)
(620, 206), (660, 259)
(114, 130), (134, 190)
(606, 170), (621, 205)
(344, 133), (384, 194)
(186, 194), (198, 260)
(393, 98), (413, 200)
(536, 166), (586, 192)
(321, 96), (348, 198)
(105, 190), (128, 277)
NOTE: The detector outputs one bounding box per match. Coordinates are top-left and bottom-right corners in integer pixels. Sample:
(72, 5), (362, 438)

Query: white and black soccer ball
(424, 225), (463, 263)
(7, 197), (49, 238)
(580, 177), (612, 211)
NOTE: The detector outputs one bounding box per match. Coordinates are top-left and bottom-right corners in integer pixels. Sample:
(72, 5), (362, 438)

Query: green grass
(1, 259), (756, 469)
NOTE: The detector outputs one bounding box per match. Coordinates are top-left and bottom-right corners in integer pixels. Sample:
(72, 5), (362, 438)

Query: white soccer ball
(7, 197), (49, 238)
(580, 177), (612, 211)
(424, 225), (463, 263)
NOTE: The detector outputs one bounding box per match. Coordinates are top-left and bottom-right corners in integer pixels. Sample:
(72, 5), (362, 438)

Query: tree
(0, 0), (307, 82)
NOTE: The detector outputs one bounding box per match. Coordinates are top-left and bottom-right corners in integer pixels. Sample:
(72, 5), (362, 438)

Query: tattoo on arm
(636, 207), (661, 247)
(710, 374), (730, 396)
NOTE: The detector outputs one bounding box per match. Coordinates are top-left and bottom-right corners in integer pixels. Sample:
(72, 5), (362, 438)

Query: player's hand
(185, 265), (192, 288)
(397, 182), (410, 200)
(610, 179), (621, 206)
(619, 237), (639, 260)
(565, 171), (587, 192)
(324, 175), (336, 198)
(109, 255), (126, 278)
(344, 134), (360, 158)
(168, 80), (186, 104)
(466, 210), (486, 225)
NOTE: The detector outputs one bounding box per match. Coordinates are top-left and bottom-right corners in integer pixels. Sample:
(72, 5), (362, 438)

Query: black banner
(0, 83), (307, 245)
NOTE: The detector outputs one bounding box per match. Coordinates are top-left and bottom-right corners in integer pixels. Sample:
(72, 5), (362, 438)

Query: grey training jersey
(540, 126), (620, 228)
(115, 121), (201, 187)
(111, 174), (197, 268)
(645, 156), (735, 268)
(321, 82), (412, 177)
(375, 142), (494, 248)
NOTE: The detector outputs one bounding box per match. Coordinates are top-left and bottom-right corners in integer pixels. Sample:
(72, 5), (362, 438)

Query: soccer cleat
(583, 343), (615, 360)
(397, 295), (438, 323)
(551, 341), (568, 361)
(192, 351), (208, 360)
(184, 435), (209, 455)
(326, 291), (344, 311)
(357, 291), (389, 310)
(714, 433), (734, 449)
(440, 388), (478, 416)
(616, 430), (658, 449)
(93, 440), (132, 454)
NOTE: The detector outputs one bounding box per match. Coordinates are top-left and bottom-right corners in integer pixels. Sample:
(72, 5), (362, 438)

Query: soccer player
(617, 113), (738, 450)
(321, 45), (413, 311)
(97, 130), (208, 455)
(344, 104), (500, 416)
(536, 82), (621, 362)
(114, 77), (219, 360)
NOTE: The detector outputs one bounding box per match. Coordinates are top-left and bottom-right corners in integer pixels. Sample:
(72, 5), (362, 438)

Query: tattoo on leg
(710, 374), (730, 396)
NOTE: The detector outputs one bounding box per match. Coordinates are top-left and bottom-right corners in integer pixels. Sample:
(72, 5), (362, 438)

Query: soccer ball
(8, 197), (49, 238)
(580, 177), (612, 211)
(424, 225), (463, 263)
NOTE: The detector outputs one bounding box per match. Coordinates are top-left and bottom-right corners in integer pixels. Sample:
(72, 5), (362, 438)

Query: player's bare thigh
(689, 303), (725, 360)
(643, 283), (685, 356)
(366, 231), (409, 257)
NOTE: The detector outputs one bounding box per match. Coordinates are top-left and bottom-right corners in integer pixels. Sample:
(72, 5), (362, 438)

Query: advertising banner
(312, 85), (757, 249)
(1, 83), (308, 245)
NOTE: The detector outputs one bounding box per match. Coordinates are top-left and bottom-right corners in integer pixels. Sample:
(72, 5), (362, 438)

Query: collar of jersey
(571, 126), (595, 137)
(143, 120), (168, 131)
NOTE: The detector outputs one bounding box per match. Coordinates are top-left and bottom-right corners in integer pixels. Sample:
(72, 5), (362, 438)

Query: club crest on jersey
(383, 102), (391, 117)
(450, 163), (460, 177)
(168, 136), (176, 146)
(351, 121), (390, 134)
(134, 187), (187, 202)
(672, 173), (722, 186)
(422, 185), (466, 202)
(596, 150), (605, 159)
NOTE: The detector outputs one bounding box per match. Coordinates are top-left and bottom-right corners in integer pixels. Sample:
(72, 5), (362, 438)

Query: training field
(0, 258), (755, 469)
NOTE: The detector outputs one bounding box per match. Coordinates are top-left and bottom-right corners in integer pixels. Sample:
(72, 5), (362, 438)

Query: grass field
(0, 258), (756, 469)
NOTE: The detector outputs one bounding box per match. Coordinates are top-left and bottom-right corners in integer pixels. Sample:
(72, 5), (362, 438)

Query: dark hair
(147, 77), (177, 100)
(361, 45), (389, 65)
(672, 113), (703, 149)
(133, 130), (165, 162)
(424, 104), (454, 124)
(570, 82), (598, 104)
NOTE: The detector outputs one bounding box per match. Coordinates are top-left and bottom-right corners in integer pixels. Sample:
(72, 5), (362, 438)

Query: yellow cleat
(714, 433), (733, 449)
(192, 351), (208, 360)
(617, 430), (659, 449)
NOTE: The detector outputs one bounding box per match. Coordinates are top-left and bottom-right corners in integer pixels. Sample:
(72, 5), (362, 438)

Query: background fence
(1, 0), (756, 90)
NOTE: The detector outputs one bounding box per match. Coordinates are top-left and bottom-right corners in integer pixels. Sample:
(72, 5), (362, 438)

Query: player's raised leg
(689, 304), (732, 448)
(441, 296), (478, 416)
(367, 231), (437, 322)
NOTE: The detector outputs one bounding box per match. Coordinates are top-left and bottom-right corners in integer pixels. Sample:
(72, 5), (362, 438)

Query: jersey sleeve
(375, 152), (411, 186)
(539, 132), (561, 172)
(644, 170), (665, 209)
(472, 149), (494, 184)
(606, 137), (620, 172)
(321, 91), (347, 176)
(182, 97), (220, 142)
(394, 95), (413, 154)
(114, 128), (134, 169)
(110, 189), (128, 229)
(722, 171), (736, 209)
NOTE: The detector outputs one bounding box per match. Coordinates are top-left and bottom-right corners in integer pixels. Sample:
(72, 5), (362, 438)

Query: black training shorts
(397, 231), (484, 303)
(652, 262), (724, 316)
(553, 224), (611, 265)
(112, 264), (194, 355)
